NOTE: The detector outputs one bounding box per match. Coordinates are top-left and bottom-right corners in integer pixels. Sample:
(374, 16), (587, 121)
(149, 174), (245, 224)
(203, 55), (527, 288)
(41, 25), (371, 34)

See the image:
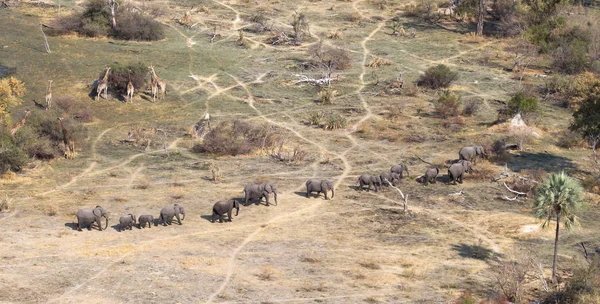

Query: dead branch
(501, 195), (521, 201)
(503, 182), (528, 196)
(382, 178), (408, 212)
(40, 23), (51, 53)
(294, 74), (336, 86)
(449, 190), (464, 196)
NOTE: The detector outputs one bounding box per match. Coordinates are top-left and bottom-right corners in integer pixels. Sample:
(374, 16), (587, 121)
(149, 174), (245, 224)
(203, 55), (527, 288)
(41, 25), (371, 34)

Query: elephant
(138, 215), (154, 229)
(75, 205), (109, 231)
(159, 204), (185, 226)
(448, 160), (473, 185)
(305, 179), (334, 200)
(119, 214), (136, 232)
(459, 145), (487, 164)
(212, 199), (240, 223)
(243, 183), (278, 206)
(357, 174), (382, 192)
(390, 163), (410, 179)
(423, 168), (440, 186)
(380, 172), (401, 186)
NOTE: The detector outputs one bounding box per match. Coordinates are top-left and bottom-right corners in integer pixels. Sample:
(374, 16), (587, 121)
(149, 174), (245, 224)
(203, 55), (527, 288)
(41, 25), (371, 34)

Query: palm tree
(533, 171), (584, 283)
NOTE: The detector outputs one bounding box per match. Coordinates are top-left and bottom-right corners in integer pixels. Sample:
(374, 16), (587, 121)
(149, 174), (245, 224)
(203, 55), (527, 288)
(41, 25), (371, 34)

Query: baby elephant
(138, 215), (154, 229)
(357, 174), (382, 192)
(212, 199), (240, 223)
(380, 172), (401, 186)
(422, 168), (440, 186)
(119, 214), (136, 232)
(306, 179), (335, 200)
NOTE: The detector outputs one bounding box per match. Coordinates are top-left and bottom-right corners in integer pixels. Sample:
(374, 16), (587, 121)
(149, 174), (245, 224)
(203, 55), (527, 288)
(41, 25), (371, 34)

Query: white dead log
(383, 178), (408, 212)
(294, 74), (336, 86)
(503, 182), (527, 196)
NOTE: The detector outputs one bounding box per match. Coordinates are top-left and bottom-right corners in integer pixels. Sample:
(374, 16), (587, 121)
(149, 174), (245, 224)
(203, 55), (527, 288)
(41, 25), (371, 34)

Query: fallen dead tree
(293, 74), (336, 86)
(382, 178), (408, 212)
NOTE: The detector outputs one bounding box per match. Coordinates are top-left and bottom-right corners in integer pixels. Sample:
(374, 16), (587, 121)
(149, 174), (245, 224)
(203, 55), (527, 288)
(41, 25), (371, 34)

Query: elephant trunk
(273, 192), (278, 206)
(103, 216), (109, 230)
(181, 212), (185, 221)
(330, 187), (334, 199)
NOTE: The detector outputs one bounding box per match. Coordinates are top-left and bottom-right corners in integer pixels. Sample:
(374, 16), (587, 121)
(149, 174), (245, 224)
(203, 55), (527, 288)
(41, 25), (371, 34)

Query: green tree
(570, 84), (600, 170)
(0, 76), (26, 126)
(533, 171), (584, 283)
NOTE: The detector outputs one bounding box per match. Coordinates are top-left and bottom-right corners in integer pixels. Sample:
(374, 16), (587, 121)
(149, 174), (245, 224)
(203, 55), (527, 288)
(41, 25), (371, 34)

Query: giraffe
(126, 70), (134, 103)
(148, 65), (166, 100)
(10, 110), (31, 138)
(58, 117), (75, 159)
(45, 80), (53, 110)
(150, 77), (158, 103)
(96, 67), (110, 101)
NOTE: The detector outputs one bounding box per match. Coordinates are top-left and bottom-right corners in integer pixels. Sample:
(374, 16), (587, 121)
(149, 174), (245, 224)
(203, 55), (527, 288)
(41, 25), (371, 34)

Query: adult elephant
(423, 168), (440, 186)
(119, 214), (136, 232)
(459, 145), (487, 164)
(390, 163), (410, 179)
(212, 199), (240, 223)
(306, 179), (334, 200)
(380, 172), (401, 186)
(357, 174), (382, 192)
(448, 161), (473, 185)
(159, 204), (185, 226)
(243, 183), (278, 206)
(75, 206), (109, 231)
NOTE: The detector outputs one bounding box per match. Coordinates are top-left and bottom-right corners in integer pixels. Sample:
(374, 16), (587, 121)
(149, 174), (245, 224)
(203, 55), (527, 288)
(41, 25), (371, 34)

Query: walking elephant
(380, 172), (401, 186)
(243, 183), (278, 206)
(390, 163), (410, 179)
(138, 215), (154, 228)
(306, 179), (334, 200)
(448, 161), (473, 185)
(459, 145), (487, 164)
(357, 174), (382, 192)
(423, 168), (440, 186)
(75, 205), (109, 231)
(159, 204), (185, 226)
(212, 199), (240, 223)
(119, 214), (136, 232)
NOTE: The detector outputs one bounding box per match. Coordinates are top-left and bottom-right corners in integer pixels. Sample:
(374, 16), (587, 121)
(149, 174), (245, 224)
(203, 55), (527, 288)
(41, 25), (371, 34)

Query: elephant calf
(138, 215), (154, 229)
(212, 199), (240, 223)
(159, 204), (185, 226)
(306, 179), (334, 200)
(459, 145), (487, 165)
(243, 183), (278, 206)
(119, 214), (136, 232)
(380, 172), (400, 186)
(423, 168), (440, 186)
(448, 160), (473, 185)
(390, 163), (410, 179)
(357, 174), (382, 192)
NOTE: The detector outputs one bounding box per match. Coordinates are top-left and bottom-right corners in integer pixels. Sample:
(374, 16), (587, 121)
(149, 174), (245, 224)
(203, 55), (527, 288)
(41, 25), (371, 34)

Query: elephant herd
(74, 146), (486, 231)
(74, 182), (280, 231)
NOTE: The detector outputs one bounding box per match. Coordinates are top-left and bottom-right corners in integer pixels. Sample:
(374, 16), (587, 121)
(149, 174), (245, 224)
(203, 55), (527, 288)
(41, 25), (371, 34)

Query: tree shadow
(452, 243), (502, 261)
(505, 151), (578, 173)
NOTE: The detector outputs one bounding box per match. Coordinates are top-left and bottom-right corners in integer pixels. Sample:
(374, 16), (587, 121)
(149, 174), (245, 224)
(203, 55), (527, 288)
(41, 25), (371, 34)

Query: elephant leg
(219, 214), (224, 223)
(77, 220), (82, 232)
(306, 189), (310, 198)
(228, 210), (232, 222)
(212, 213), (216, 223)
(459, 174), (463, 184)
(324, 191), (328, 200)
(264, 194), (270, 207)
(96, 218), (103, 231)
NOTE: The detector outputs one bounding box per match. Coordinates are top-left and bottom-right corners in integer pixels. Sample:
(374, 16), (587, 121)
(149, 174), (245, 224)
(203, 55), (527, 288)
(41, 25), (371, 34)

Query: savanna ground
(1, 0), (599, 303)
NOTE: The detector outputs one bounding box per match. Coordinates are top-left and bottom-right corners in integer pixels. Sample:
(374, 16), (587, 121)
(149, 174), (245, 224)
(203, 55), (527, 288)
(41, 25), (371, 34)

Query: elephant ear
(92, 207), (102, 217)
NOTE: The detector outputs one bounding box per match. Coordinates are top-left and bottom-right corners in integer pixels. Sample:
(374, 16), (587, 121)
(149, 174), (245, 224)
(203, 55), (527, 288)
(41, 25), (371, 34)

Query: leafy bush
(553, 39), (591, 74)
(498, 91), (539, 122)
(308, 112), (324, 126)
(318, 87), (335, 104)
(434, 90), (461, 118)
(418, 64), (458, 89)
(112, 11), (165, 41)
(102, 63), (148, 97)
(0, 134), (27, 173)
(556, 130), (583, 149)
(462, 99), (480, 116)
(323, 114), (347, 130)
(200, 121), (282, 156)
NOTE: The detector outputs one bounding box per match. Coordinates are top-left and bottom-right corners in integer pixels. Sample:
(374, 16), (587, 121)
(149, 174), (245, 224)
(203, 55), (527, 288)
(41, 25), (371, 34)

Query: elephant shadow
(200, 215), (215, 223)
(64, 222), (78, 230)
(111, 224), (122, 231)
(241, 198), (268, 207)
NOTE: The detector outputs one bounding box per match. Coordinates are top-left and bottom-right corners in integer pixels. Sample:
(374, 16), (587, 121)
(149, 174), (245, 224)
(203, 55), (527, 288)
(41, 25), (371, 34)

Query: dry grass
(367, 57), (393, 68)
(256, 266), (276, 281)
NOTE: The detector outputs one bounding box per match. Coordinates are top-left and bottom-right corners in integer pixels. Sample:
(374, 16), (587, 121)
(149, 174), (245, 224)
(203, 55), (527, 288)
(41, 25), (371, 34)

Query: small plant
(402, 83), (418, 96)
(0, 195), (12, 212)
(462, 100), (480, 116)
(390, 20), (405, 36)
(418, 64), (458, 89)
(291, 11), (310, 44)
(434, 90), (461, 119)
(308, 112), (324, 126)
(327, 30), (343, 40)
(367, 57), (393, 68)
(323, 114), (347, 130)
(133, 177), (150, 189)
(318, 87), (336, 104)
(257, 266), (276, 281)
(209, 161), (222, 182)
(46, 204), (59, 216)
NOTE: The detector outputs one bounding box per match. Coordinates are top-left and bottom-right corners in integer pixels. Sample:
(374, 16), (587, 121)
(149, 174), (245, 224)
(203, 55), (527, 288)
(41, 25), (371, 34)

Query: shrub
(462, 99), (480, 116)
(556, 130), (583, 149)
(14, 126), (57, 159)
(200, 121), (282, 156)
(308, 112), (324, 126)
(498, 91), (539, 122)
(553, 39), (591, 74)
(0, 134), (27, 173)
(112, 11), (165, 41)
(402, 83), (419, 96)
(0, 195), (12, 212)
(103, 63), (148, 97)
(318, 87), (336, 104)
(418, 64), (458, 89)
(434, 90), (461, 118)
(323, 114), (347, 130)
(367, 57), (393, 68)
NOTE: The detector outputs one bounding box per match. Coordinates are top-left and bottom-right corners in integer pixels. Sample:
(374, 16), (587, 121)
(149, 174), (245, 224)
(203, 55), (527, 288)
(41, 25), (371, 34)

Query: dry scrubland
(0, 0), (599, 303)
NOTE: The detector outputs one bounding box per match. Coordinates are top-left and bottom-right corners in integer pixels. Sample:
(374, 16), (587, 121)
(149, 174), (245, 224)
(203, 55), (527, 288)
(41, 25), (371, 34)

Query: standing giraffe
(10, 110), (31, 138)
(148, 65), (166, 100)
(45, 80), (53, 110)
(58, 117), (75, 159)
(126, 70), (134, 103)
(96, 67), (110, 101)
(150, 77), (158, 103)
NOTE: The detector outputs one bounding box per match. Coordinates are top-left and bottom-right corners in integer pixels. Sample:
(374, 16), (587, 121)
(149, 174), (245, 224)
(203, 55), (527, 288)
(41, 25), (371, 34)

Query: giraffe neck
(47, 82), (52, 93)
